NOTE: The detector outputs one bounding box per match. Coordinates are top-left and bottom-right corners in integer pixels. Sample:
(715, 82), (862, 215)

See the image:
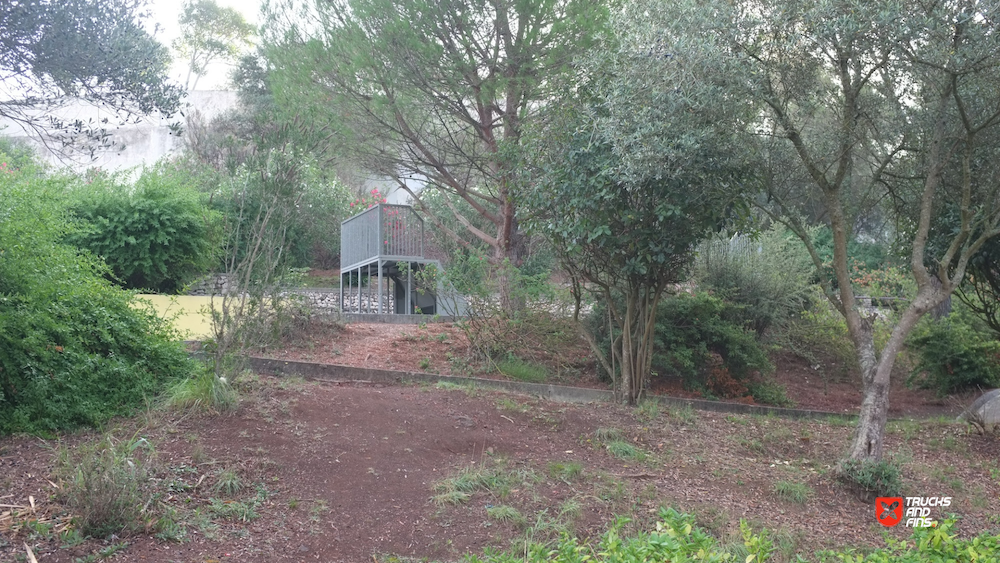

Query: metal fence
(340, 204), (424, 270)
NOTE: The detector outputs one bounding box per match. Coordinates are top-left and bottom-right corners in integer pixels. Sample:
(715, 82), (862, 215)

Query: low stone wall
(249, 357), (860, 421)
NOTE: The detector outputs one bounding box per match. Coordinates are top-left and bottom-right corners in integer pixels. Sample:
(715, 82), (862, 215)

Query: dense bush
(441, 252), (577, 370)
(285, 171), (352, 268)
(906, 307), (1000, 395)
(67, 163), (220, 293)
(813, 226), (891, 274)
(590, 292), (774, 400)
(0, 159), (194, 434)
(696, 225), (815, 336)
(773, 287), (857, 377)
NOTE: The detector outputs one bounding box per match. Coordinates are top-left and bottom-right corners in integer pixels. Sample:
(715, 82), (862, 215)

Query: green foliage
(0, 0), (183, 152)
(0, 164), (194, 434)
(442, 253), (578, 372)
(955, 233), (1000, 337)
(56, 435), (157, 538)
(746, 379), (793, 408)
(812, 227), (891, 276)
(838, 458), (903, 501)
(465, 508), (765, 563)
(907, 308), (1000, 395)
(264, 0), (608, 264)
(165, 366), (238, 412)
(285, 172), (352, 269)
(487, 505), (528, 528)
(173, 0), (256, 90)
(605, 440), (647, 462)
(815, 519), (1000, 563)
(696, 225), (815, 336)
(67, 163), (220, 293)
(773, 287), (856, 376)
(772, 481), (812, 504)
(547, 461), (583, 482)
(592, 292), (773, 396)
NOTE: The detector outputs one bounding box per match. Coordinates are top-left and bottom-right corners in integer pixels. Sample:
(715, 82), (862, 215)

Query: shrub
(0, 159), (194, 434)
(838, 458), (904, 501)
(773, 286), (857, 378)
(66, 163), (220, 293)
(773, 480), (812, 503)
(441, 253), (578, 370)
(592, 292), (773, 398)
(696, 225), (815, 336)
(165, 365), (238, 412)
(746, 378), (794, 407)
(906, 307), (1000, 395)
(57, 435), (157, 538)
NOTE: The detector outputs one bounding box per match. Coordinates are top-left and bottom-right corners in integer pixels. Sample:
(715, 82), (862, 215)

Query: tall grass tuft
(57, 435), (157, 538)
(165, 364), (237, 412)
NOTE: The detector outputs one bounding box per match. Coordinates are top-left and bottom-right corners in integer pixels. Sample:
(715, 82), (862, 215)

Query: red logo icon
(875, 497), (904, 527)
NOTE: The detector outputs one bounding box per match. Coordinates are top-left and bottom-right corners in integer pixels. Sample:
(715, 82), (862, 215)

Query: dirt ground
(265, 320), (973, 418)
(2, 323), (997, 563)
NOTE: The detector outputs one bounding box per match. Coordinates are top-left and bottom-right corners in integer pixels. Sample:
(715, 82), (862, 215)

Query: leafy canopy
(0, 0), (183, 155)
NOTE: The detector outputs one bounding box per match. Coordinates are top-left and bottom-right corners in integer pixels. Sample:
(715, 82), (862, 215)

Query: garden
(5, 0), (1000, 561)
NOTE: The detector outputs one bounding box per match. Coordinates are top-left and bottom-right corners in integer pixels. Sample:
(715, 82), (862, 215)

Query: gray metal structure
(340, 203), (463, 315)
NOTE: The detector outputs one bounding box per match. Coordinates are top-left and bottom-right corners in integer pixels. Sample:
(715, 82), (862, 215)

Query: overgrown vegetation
(0, 155), (194, 434)
(66, 163), (220, 293)
(906, 307), (1000, 395)
(837, 458), (904, 502)
(56, 435), (157, 538)
(590, 292), (777, 403)
(696, 226), (815, 337)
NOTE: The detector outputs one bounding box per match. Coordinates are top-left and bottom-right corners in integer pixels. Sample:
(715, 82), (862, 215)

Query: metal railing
(340, 204), (424, 270)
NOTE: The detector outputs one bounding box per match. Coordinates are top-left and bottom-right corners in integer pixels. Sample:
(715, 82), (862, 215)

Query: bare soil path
(2, 323), (996, 562)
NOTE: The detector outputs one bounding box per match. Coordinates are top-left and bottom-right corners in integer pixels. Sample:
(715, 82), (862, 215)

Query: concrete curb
(248, 357), (858, 422)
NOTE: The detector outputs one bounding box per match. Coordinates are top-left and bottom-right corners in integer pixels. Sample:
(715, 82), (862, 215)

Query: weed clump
(57, 436), (158, 538)
(838, 458), (904, 501)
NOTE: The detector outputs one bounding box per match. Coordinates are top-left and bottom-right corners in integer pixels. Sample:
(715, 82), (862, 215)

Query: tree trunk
(495, 196), (526, 311)
(844, 317), (888, 461)
(842, 290), (945, 463)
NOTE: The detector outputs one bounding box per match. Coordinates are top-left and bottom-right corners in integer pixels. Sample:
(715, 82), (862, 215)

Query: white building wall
(0, 90), (238, 173)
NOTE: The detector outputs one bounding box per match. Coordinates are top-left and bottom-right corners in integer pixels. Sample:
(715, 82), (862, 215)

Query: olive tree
(0, 0), (182, 156)
(703, 0), (1000, 463)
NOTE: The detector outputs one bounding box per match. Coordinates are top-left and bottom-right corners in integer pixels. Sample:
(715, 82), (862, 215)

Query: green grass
(213, 468), (243, 496)
(606, 439), (648, 462)
(432, 462), (537, 506)
(210, 498), (259, 522)
(667, 404), (697, 425)
(773, 480), (812, 504)
(165, 368), (237, 412)
(486, 505), (527, 528)
(634, 400), (661, 422)
(432, 490), (471, 506)
(496, 397), (530, 413)
(594, 427), (623, 441)
(497, 358), (549, 383)
(547, 461), (583, 482)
